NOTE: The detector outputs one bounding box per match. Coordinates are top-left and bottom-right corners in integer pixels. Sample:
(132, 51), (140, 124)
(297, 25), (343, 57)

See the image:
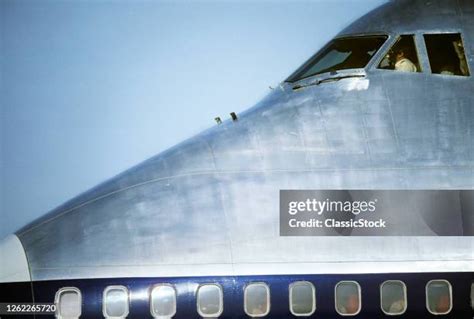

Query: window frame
(150, 283), (177, 319)
(102, 285), (130, 319)
(196, 283), (224, 318)
(425, 279), (453, 315)
(334, 280), (362, 316)
(54, 287), (82, 319)
(379, 280), (407, 316)
(244, 282), (271, 317)
(289, 281), (316, 317)
(285, 33), (389, 83)
(422, 31), (471, 77)
(375, 33), (423, 73)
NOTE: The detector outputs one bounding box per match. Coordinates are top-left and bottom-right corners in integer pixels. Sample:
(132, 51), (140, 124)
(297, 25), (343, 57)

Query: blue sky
(0, 0), (386, 238)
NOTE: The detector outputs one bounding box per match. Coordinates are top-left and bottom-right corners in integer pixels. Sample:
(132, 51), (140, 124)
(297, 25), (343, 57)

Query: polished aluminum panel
(16, 0), (474, 281)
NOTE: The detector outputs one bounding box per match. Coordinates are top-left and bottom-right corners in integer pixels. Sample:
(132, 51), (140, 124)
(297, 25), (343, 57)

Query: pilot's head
(394, 47), (408, 62)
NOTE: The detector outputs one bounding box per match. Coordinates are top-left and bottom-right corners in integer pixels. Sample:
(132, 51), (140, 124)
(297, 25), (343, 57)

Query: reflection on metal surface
(7, 0), (474, 282)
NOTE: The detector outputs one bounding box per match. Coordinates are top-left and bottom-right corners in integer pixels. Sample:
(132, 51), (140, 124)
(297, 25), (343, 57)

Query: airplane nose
(0, 234), (31, 283)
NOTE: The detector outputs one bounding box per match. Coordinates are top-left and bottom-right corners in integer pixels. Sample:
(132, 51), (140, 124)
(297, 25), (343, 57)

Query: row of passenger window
(55, 279), (465, 318)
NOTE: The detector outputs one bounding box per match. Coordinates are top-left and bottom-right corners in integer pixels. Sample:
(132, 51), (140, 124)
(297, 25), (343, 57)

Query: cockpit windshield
(286, 35), (388, 83)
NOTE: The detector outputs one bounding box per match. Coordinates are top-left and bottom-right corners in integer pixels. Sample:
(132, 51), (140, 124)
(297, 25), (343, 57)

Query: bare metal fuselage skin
(15, 0), (474, 282)
(1, 1), (473, 317)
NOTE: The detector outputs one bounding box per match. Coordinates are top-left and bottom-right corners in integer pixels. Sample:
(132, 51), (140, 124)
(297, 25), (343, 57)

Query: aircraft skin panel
(15, 66), (474, 281)
(338, 0), (469, 36)
(25, 260), (474, 283)
(15, 167), (474, 281)
(1, 0), (473, 317)
(0, 6), (472, 319)
(16, 78), (474, 281)
(14, 0), (473, 229)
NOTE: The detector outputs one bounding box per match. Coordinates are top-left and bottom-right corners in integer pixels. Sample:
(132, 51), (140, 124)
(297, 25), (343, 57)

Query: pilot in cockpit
(394, 46), (417, 72)
(379, 35), (420, 73)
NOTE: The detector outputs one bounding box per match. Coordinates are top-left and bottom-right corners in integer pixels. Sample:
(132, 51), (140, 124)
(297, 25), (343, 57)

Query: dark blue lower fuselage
(1, 272), (473, 318)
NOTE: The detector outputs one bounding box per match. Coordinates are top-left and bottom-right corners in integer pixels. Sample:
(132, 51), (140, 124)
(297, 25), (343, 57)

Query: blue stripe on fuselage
(1, 272), (473, 318)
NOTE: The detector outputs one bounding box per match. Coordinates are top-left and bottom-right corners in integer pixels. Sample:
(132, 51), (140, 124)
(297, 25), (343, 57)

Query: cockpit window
(286, 35), (387, 82)
(424, 33), (470, 76)
(378, 35), (421, 72)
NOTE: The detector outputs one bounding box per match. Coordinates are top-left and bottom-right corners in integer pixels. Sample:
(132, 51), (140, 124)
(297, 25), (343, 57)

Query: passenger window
(426, 280), (452, 315)
(244, 283), (270, 317)
(103, 286), (129, 319)
(289, 281), (316, 316)
(424, 33), (470, 76)
(55, 287), (82, 319)
(380, 281), (407, 315)
(378, 35), (421, 73)
(335, 281), (361, 316)
(197, 284), (223, 318)
(150, 284), (177, 318)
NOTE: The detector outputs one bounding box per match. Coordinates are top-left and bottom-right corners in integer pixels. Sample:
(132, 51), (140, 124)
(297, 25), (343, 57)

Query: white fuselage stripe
(29, 260), (474, 281)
